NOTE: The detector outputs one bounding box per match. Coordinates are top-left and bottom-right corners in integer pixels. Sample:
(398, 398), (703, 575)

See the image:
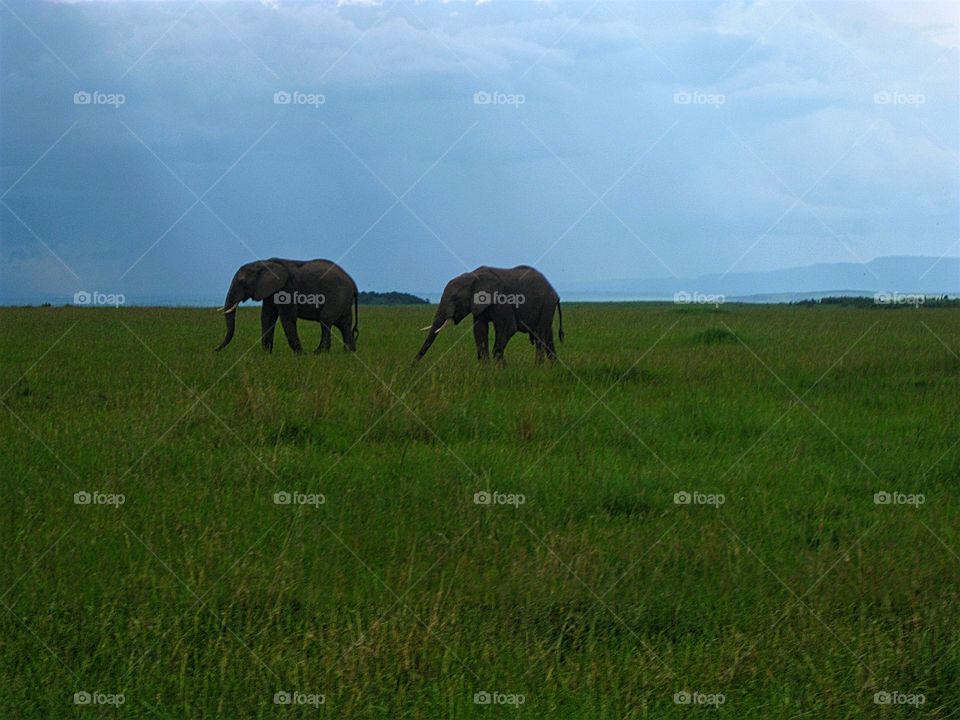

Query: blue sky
(1, 0), (957, 301)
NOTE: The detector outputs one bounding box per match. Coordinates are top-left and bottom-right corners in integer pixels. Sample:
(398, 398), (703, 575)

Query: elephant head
(215, 260), (289, 351)
(415, 270), (496, 360)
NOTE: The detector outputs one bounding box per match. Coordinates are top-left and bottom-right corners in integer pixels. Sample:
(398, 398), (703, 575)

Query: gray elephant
(415, 265), (564, 363)
(215, 258), (358, 353)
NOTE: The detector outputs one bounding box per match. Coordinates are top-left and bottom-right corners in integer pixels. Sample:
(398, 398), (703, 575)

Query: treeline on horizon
(357, 291), (428, 305)
(793, 295), (959, 308)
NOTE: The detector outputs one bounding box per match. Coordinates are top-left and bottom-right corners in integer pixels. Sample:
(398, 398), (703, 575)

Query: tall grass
(1, 304), (958, 718)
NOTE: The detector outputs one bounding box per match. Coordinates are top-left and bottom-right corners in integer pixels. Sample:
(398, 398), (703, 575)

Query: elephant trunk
(215, 310), (236, 351)
(415, 305), (452, 361)
(214, 278), (244, 351)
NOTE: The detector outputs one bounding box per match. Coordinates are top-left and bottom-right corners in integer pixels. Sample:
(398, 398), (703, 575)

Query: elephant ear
(253, 261), (289, 301)
(469, 273), (498, 315)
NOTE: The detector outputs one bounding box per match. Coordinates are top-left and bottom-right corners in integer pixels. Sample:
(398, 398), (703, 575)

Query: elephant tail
(557, 301), (565, 343)
(352, 292), (359, 340)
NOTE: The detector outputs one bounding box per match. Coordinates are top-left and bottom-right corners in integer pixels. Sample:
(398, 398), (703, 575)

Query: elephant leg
(473, 318), (490, 362)
(492, 319), (515, 364)
(529, 314), (556, 362)
(335, 314), (356, 351)
(278, 308), (303, 353)
(542, 326), (557, 361)
(522, 320), (546, 364)
(260, 302), (279, 353)
(533, 334), (546, 364)
(314, 324), (332, 354)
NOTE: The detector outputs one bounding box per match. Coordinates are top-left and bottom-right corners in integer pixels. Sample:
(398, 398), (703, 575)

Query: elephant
(215, 258), (358, 354)
(415, 265), (564, 364)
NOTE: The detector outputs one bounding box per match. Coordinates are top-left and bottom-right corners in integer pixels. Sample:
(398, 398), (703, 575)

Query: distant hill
(358, 291), (429, 305)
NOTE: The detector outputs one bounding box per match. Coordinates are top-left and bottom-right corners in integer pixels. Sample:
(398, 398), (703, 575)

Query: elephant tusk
(224, 302), (239, 314)
(420, 325), (432, 332)
(434, 318), (453, 335)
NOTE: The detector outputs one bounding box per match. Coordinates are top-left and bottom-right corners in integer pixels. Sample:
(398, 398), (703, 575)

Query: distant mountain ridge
(566, 256), (959, 300)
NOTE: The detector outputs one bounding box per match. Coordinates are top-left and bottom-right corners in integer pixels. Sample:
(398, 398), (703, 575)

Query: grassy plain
(1, 303), (958, 718)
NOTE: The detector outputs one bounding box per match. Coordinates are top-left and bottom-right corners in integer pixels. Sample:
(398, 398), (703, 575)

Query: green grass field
(1, 303), (958, 718)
